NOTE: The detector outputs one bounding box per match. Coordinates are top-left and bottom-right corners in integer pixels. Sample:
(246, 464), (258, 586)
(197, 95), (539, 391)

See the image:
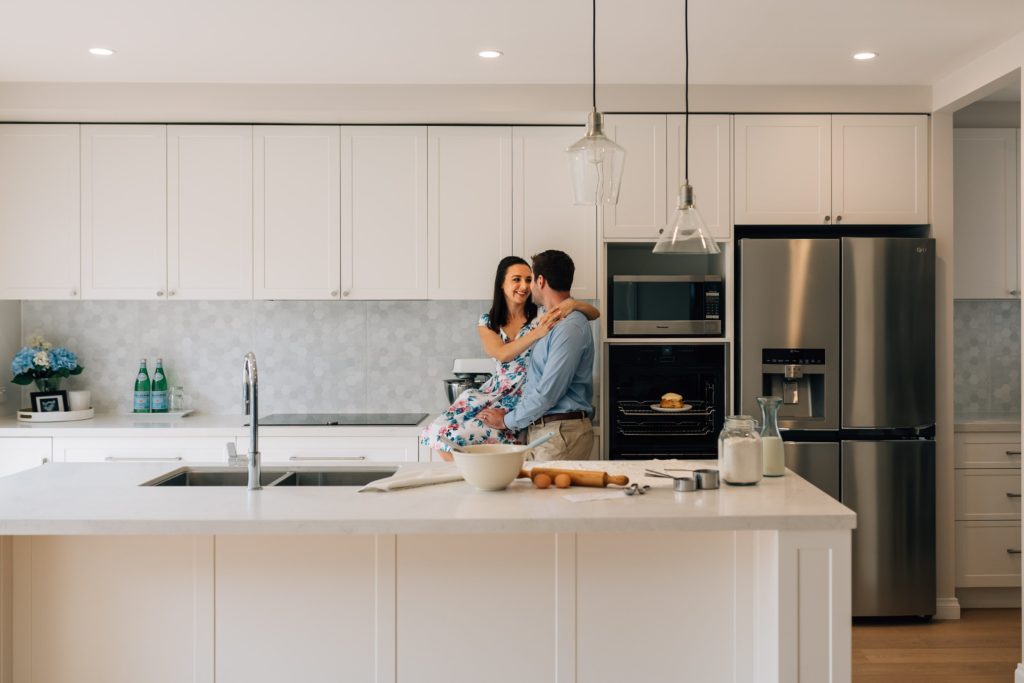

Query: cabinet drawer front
(236, 436), (418, 464)
(0, 437), (52, 459)
(54, 437), (230, 463)
(955, 521), (1022, 587)
(955, 433), (1022, 468)
(956, 469), (1021, 520)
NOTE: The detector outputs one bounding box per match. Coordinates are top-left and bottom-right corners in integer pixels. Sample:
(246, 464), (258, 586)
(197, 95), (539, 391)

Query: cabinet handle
(1007, 450), (1021, 456)
(835, 215), (843, 224)
(1007, 492), (1022, 498)
(1010, 289), (1019, 296)
(41, 457), (49, 465)
(342, 290), (350, 297)
(70, 289), (77, 297)
(824, 216), (831, 224)
(104, 456), (183, 462)
(156, 290), (164, 297)
(1008, 549), (1022, 555)
(168, 290), (176, 297)
(288, 455), (367, 461)
(330, 290), (338, 297)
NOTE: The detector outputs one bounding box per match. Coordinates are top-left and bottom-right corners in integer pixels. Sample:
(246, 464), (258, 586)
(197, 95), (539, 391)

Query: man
(479, 250), (595, 461)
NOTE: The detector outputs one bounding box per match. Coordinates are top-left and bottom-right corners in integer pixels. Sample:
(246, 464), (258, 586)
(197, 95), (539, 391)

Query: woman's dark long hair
(487, 256), (538, 333)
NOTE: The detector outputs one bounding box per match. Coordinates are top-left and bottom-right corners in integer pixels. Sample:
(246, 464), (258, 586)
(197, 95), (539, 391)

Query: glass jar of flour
(718, 415), (763, 486)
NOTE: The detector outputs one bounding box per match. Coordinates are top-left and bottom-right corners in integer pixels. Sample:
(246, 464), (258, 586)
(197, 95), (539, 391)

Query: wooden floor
(853, 609), (1021, 682)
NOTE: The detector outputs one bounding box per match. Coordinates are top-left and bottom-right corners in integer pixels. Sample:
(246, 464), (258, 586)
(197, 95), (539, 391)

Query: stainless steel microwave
(610, 275), (723, 336)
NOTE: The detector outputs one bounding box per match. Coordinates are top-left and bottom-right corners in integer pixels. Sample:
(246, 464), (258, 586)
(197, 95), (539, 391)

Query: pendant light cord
(592, 0), (597, 110)
(684, 0), (689, 181)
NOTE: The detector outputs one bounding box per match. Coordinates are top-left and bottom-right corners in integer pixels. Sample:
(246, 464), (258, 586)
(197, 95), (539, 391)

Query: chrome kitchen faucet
(241, 351), (261, 491)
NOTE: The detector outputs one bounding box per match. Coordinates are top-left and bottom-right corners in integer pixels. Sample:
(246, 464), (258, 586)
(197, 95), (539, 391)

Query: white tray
(17, 407), (95, 423)
(123, 410), (194, 419)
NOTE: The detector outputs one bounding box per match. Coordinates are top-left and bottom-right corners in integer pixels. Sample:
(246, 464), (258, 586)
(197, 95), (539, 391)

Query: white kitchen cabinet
(340, 126), (428, 300)
(734, 114), (831, 225)
(954, 429), (1022, 591)
(53, 436), (230, 463)
(236, 435), (419, 464)
(601, 115), (668, 238)
(734, 114), (929, 225)
(0, 437), (51, 477)
(81, 124), (168, 299)
(13, 536), (206, 683)
(512, 126), (598, 299)
(0, 124), (81, 300)
(168, 125), (253, 300)
(427, 127), (512, 299)
(667, 114), (732, 240)
(254, 126), (341, 300)
(953, 128), (1019, 299)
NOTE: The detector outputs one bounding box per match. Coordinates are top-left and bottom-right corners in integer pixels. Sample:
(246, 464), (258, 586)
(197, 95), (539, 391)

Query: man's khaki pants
(527, 418), (594, 461)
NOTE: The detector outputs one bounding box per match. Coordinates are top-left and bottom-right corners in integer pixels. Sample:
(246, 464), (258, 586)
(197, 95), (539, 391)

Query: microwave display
(610, 275), (723, 337)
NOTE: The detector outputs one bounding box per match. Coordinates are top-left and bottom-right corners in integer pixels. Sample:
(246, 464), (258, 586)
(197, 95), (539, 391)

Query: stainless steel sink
(141, 466), (398, 487)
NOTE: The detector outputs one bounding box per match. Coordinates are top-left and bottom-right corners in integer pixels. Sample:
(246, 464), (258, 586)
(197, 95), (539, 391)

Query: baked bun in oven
(660, 392), (684, 409)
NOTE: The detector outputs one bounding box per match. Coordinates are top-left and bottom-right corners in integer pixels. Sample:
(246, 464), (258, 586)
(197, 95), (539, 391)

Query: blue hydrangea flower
(49, 347), (78, 372)
(11, 347), (35, 376)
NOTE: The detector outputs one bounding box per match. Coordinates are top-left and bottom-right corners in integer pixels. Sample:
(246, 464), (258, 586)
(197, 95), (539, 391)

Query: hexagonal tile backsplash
(954, 299), (1021, 420)
(21, 300), (490, 415)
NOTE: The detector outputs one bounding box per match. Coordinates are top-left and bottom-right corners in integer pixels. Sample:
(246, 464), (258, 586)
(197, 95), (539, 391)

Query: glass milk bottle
(757, 396), (785, 477)
(717, 415), (762, 486)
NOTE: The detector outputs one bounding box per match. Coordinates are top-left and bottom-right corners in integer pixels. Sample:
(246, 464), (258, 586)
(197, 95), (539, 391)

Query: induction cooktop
(254, 413), (428, 426)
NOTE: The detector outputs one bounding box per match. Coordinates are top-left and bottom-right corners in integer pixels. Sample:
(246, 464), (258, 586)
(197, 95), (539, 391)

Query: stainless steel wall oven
(606, 343), (727, 460)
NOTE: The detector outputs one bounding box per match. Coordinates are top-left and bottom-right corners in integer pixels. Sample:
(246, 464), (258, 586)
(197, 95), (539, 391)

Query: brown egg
(554, 473), (572, 489)
(533, 473), (552, 489)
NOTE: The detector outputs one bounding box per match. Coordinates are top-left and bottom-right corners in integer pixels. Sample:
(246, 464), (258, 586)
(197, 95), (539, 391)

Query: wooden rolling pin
(518, 467), (629, 488)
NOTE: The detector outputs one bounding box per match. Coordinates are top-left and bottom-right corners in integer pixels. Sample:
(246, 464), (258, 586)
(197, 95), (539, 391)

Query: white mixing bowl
(452, 444), (528, 491)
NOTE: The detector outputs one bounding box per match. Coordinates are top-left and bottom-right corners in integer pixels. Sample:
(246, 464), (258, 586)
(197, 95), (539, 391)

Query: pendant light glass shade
(567, 0), (624, 205)
(654, 0), (719, 255)
(653, 182), (721, 254)
(568, 111), (626, 205)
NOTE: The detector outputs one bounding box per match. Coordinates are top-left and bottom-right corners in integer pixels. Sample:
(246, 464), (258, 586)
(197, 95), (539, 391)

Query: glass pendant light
(567, 0), (625, 205)
(653, 0), (720, 255)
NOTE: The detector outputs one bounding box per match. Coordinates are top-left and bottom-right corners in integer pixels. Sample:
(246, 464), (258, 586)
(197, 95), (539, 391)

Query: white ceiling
(2, 0), (1023, 86)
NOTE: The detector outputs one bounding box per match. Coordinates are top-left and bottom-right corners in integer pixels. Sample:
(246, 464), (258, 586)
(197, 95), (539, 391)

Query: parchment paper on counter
(359, 466), (463, 492)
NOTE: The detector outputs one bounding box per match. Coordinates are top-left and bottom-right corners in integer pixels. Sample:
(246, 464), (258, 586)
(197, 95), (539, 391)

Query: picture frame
(30, 390), (69, 414)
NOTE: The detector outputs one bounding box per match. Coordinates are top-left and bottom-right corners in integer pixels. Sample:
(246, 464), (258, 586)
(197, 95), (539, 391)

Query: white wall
(954, 101), (1021, 128)
(0, 301), (20, 416)
(0, 82), (931, 124)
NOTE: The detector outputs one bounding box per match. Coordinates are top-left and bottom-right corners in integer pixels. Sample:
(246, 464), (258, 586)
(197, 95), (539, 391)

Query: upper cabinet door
(512, 126), (598, 300)
(0, 125), (80, 300)
(81, 125), (167, 299)
(168, 125), (253, 300)
(340, 126), (427, 300)
(954, 128), (1019, 299)
(427, 127), (512, 299)
(832, 115), (929, 225)
(602, 115), (667, 238)
(254, 126), (341, 300)
(734, 115), (831, 225)
(667, 114), (732, 240)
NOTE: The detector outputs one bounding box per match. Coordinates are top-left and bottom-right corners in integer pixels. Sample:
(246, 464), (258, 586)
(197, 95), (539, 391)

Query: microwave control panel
(704, 284), (722, 320)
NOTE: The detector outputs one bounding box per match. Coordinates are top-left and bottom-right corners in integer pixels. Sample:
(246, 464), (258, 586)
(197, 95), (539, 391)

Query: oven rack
(616, 399), (715, 418)
(615, 422), (716, 437)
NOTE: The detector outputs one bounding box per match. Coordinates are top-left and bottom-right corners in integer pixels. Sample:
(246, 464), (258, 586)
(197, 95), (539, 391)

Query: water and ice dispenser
(760, 349), (827, 422)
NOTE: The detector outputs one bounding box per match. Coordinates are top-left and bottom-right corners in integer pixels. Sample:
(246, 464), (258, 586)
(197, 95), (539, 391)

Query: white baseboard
(1015, 662), (1024, 683)
(956, 587), (1022, 609)
(934, 596), (961, 620)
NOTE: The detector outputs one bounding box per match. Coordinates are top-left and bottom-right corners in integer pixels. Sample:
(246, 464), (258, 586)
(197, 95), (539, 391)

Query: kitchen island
(0, 461), (854, 683)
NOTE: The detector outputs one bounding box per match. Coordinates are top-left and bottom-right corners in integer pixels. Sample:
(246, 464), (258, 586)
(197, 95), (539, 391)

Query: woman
(420, 256), (599, 459)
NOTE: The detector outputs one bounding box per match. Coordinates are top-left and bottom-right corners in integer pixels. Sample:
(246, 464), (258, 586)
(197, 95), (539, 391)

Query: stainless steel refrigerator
(738, 237), (936, 617)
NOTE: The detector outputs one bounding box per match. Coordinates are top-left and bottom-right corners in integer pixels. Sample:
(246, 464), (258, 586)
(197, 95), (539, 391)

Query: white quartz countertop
(0, 413), (431, 438)
(0, 460), (856, 535)
(954, 418), (1021, 433)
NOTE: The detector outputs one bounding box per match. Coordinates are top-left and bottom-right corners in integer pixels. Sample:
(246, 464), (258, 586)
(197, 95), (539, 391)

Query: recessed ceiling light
(478, 50), (503, 59)
(89, 47), (116, 56)
(853, 52), (878, 61)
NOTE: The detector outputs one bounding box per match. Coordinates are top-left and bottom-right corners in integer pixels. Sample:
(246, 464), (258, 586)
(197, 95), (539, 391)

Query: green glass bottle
(151, 358), (169, 413)
(133, 359), (151, 413)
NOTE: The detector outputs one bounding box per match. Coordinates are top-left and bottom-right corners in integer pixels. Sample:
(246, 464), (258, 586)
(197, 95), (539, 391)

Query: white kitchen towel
(358, 466), (463, 492)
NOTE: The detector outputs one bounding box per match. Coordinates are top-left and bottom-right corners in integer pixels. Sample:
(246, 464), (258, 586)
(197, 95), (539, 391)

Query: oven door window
(614, 281), (701, 321)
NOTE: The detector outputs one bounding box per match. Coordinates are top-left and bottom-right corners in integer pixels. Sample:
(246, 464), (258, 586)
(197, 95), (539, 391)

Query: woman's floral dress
(420, 313), (538, 452)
